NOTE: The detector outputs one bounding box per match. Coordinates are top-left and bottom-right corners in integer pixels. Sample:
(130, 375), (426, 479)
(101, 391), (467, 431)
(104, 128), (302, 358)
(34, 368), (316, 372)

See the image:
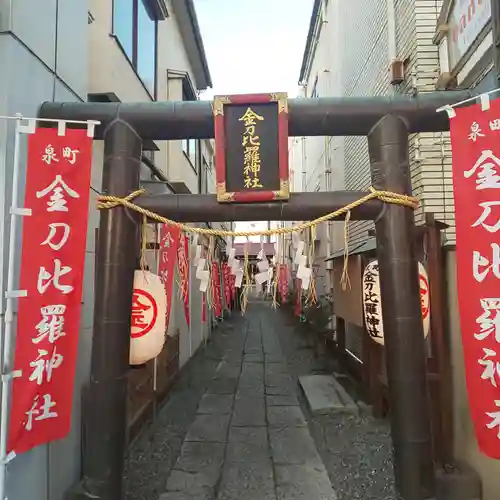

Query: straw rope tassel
(306, 225), (318, 306)
(340, 210), (352, 291)
(206, 237), (215, 310)
(240, 246), (251, 315)
(272, 264), (279, 310)
(140, 214), (149, 280)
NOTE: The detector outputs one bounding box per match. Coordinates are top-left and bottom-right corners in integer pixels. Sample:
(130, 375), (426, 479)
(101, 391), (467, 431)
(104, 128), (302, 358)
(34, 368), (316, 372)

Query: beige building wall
(88, 1), (152, 102)
(88, 0), (213, 370)
(297, 0), (452, 249)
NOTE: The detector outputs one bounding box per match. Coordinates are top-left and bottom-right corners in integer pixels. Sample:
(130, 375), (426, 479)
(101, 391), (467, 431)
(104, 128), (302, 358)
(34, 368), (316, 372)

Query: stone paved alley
(124, 302), (397, 500)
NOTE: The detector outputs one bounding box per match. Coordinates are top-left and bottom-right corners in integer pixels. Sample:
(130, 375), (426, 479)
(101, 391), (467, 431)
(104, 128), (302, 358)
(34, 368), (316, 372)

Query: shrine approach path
(124, 301), (397, 500)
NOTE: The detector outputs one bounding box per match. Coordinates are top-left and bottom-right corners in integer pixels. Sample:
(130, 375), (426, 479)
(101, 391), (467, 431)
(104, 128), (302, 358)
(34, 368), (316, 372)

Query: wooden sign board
(213, 93), (290, 203)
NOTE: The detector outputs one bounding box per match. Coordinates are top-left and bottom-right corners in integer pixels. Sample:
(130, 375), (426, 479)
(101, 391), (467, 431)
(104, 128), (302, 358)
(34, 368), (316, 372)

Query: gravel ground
(308, 414), (397, 500)
(271, 305), (398, 500)
(123, 314), (244, 500)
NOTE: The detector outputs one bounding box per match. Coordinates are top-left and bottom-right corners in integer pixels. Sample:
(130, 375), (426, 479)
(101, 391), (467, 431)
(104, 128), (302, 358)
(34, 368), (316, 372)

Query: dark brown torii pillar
(39, 91), (472, 500)
(369, 115), (435, 499)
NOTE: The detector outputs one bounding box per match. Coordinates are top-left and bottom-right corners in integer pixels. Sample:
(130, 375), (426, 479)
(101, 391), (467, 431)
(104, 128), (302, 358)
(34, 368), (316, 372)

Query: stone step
(298, 374), (359, 415)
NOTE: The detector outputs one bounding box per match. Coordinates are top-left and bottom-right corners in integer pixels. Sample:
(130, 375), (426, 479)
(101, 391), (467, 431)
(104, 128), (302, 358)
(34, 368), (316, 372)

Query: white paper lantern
(129, 270), (167, 365)
(362, 260), (430, 346)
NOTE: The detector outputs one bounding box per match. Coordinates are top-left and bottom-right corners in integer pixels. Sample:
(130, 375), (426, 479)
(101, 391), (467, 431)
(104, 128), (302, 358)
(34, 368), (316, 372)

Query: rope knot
(97, 188), (146, 210)
(369, 187), (419, 210)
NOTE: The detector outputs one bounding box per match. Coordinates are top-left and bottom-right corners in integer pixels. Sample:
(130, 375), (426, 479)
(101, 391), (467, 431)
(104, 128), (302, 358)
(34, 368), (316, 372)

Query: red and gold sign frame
(213, 92), (290, 203)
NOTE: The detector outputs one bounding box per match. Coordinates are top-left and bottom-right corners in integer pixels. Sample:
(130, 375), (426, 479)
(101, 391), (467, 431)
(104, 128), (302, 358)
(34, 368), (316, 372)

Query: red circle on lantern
(419, 273), (430, 320)
(130, 289), (158, 339)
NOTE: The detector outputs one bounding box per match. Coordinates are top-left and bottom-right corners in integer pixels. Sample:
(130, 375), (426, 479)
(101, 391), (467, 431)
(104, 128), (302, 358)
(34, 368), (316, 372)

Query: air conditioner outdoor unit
(389, 58), (405, 86)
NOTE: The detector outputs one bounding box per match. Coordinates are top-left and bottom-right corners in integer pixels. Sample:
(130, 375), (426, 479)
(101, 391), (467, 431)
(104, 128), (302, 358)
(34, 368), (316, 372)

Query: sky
(194, 0), (314, 240)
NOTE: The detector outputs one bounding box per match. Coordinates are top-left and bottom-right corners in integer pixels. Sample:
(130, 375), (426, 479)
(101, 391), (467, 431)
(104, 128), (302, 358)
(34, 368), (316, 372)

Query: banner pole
(188, 234), (192, 358)
(153, 224), (160, 395)
(0, 117), (29, 500)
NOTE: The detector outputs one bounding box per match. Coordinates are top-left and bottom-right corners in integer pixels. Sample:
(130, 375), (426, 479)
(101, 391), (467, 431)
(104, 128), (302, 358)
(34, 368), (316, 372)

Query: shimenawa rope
(97, 188), (418, 238)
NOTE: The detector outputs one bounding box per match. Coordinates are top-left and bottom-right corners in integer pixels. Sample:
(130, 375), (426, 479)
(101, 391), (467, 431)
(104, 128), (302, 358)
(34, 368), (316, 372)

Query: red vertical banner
(201, 246), (207, 324)
(211, 262), (222, 317)
(450, 97), (500, 458)
(222, 262), (231, 309)
(177, 234), (190, 327)
(230, 274), (236, 302)
(201, 292), (207, 324)
(7, 128), (92, 454)
(158, 224), (179, 332)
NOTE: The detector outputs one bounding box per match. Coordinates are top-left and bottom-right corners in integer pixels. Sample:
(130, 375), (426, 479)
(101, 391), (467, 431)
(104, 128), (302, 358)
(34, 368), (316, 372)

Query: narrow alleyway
(124, 302), (397, 500)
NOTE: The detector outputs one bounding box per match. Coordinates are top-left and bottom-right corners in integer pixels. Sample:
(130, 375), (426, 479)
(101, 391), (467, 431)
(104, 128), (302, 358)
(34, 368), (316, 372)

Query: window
(181, 86), (198, 168)
(197, 156), (209, 193)
(182, 139), (197, 166)
(113, 0), (158, 96)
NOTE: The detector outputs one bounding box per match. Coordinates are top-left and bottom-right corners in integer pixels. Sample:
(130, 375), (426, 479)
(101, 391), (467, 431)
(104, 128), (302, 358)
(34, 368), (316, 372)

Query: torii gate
(39, 90), (472, 500)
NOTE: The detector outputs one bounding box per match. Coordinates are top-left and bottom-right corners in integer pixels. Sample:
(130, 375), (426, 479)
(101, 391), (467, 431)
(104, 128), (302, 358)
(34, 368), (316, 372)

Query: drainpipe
(165, 71), (172, 180)
(387, 0), (397, 94)
(321, 0), (332, 279)
(301, 136), (307, 195)
(493, 0), (500, 84)
(197, 139), (203, 194)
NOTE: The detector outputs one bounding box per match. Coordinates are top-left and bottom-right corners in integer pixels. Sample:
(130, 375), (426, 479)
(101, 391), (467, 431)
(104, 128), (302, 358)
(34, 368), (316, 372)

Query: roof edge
(186, 0), (213, 89)
(298, 0), (322, 84)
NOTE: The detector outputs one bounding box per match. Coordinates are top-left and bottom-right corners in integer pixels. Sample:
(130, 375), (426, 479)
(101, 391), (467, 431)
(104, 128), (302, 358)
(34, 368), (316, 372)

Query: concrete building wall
(338, 0), (448, 247)
(298, 0), (452, 250)
(292, 0), (346, 293)
(337, 0), (388, 250)
(0, 2), (89, 499)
